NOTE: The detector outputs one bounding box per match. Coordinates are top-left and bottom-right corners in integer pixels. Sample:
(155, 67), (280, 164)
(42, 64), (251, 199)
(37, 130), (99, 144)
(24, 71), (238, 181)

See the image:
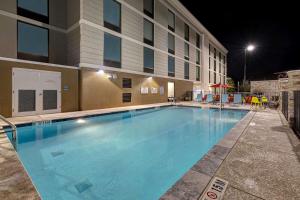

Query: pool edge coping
(160, 110), (255, 200)
(0, 103), (251, 199)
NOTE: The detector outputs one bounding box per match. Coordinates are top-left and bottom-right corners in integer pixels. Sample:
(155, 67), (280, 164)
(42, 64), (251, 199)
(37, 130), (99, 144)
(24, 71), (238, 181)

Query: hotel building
(0, 0), (227, 117)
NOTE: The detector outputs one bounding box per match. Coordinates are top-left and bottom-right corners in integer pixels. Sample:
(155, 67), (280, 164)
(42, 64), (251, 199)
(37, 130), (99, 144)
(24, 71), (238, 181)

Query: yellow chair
(251, 96), (261, 108)
(261, 96), (268, 103)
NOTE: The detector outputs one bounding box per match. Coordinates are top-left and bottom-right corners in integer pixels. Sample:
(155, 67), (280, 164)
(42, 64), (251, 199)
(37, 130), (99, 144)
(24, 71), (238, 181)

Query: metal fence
(293, 91), (300, 137)
(282, 91), (289, 120)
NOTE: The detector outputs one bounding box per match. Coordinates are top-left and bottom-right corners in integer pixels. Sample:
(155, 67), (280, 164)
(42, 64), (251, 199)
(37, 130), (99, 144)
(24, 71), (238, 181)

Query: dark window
(184, 43), (189, 60)
(219, 61), (221, 73)
(123, 93), (132, 103)
(144, 47), (154, 73)
(123, 78), (132, 88)
(214, 48), (216, 59)
(209, 44), (211, 56)
(209, 71), (211, 83)
(209, 57), (211, 70)
(184, 23), (189, 41)
(196, 34), (201, 48)
(214, 72), (216, 84)
(214, 60), (216, 71)
(143, 0), (154, 18)
(17, 0), (49, 23)
(168, 10), (175, 31)
(184, 62), (189, 79)
(196, 50), (200, 64)
(17, 21), (49, 62)
(219, 52), (221, 61)
(168, 33), (175, 54)
(196, 66), (200, 81)
(168, 56), (175, 77)
(144, 19), (154, 46)
(104, 0), (121, 32)
(104, 33), (121, 68)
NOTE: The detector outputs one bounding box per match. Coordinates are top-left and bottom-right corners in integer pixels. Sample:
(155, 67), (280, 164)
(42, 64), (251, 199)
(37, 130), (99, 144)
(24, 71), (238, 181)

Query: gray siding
(49, 0), (67, 29)
(49, 30), (67, 65)
(123, 0), (142, 11)
(154, 25), (167, 51)
(67, 0), (80, 27)
(154, 50), (168, 76)
(122, 5), (143, 42)
(82, 0), (103, 26)
(67, 27), (80, 66)
(122, 39), (143, 72)
(80, 24), (103, 65)
(155, 0), (168, 27)
(175, 58), (184, 79)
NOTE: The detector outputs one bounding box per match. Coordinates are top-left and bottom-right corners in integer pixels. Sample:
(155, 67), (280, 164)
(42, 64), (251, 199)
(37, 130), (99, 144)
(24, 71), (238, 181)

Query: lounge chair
(221, 94), (229, 103)
(195, 93), (202, 102)
(206, 94), (213, 103)
(233, 94), (242, 104)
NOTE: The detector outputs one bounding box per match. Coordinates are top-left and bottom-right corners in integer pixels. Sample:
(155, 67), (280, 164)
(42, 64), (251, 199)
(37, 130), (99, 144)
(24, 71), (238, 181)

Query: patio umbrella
(209, 84), (234, 109)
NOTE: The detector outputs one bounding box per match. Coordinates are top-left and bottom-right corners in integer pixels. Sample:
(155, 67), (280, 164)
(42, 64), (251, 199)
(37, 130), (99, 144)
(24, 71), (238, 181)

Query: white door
(168, 82), (175, 98)
(12, 68), (61, 117)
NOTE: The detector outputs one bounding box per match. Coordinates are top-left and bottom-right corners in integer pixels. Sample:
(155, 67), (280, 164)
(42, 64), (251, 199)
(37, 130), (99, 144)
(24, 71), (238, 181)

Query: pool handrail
(0, 115), (17, 147)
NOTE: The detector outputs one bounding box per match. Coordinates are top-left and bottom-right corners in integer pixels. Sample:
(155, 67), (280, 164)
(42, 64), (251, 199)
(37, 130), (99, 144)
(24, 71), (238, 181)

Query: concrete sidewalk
(215, 110), (300, 200)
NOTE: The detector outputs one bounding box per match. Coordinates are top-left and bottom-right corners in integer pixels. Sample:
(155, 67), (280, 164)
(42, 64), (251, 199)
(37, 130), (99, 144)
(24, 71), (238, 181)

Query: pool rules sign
(200, 177), (228, 200)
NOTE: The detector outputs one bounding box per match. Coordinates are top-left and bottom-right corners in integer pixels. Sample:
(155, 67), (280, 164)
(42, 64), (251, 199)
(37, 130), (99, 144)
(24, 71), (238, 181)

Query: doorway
(168, 82), (175, 99)
(12, 68), (61, 117)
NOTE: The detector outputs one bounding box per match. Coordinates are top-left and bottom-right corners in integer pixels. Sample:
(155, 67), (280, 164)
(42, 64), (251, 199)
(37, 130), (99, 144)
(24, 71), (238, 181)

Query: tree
(226, 77), (235, 93)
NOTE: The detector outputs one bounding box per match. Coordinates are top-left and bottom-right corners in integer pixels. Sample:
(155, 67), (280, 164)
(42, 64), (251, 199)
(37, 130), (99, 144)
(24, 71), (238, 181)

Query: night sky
(179, 0), (300, 82)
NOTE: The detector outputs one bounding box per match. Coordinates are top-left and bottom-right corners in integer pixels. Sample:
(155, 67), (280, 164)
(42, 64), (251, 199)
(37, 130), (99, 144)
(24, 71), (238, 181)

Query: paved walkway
(214, 110), (300, 200)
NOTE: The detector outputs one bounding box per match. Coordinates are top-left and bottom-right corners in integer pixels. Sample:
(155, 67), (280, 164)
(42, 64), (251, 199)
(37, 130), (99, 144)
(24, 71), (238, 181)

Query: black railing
(282, 91), (289, 120)
(293, 91), (300, 137)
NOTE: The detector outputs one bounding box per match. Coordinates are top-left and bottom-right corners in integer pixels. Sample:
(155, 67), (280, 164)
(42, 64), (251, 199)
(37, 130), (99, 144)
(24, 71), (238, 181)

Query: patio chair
(221, 94), (229, 103)
(195, 93), (202, 102)
(233, 94), (242, 104)
(261, 96), (269, 108)
(251, 96), (261, 107)
(206, 94), (213, 103)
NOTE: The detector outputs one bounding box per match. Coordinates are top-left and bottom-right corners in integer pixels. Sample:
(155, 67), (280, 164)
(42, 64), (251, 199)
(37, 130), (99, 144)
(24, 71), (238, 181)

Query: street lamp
(243, 44), (255, 85)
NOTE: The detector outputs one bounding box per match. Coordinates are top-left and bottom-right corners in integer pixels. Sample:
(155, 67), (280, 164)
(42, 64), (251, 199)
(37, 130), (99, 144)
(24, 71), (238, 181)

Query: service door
(12, 68), (61, 117)
(168, 82), (175, 98)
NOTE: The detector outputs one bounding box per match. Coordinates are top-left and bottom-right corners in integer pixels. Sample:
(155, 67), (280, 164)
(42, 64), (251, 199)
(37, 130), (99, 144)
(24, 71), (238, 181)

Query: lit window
(104, 0), (121, 32)
(104, 33), (121, 68)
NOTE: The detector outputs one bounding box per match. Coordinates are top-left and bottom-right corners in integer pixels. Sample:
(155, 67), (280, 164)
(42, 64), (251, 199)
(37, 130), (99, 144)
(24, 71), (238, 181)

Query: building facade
(0, 0), (227, 117)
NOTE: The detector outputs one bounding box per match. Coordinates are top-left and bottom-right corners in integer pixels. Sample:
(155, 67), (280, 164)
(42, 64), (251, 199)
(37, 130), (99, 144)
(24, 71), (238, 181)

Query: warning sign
(200, 177), (228, 200)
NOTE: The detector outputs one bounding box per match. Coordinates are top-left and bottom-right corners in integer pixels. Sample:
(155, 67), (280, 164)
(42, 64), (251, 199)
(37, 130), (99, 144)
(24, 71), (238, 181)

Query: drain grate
(75, 180), (93, 193)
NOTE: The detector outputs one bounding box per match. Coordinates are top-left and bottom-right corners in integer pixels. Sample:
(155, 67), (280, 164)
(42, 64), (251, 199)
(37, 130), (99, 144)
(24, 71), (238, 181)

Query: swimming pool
(7, 106), (247, 200)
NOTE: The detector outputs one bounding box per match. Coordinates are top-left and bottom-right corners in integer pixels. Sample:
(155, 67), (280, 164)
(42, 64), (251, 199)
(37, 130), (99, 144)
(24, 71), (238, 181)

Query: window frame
(103, 32), (122, 68)
(196, 66), (200, 81)
(196, 33), (201, 48)
(122, 78), (132, 88)
(143, 18), (154, 46)
(168, 9), (175, 32)
(143, 47), (154, 74)
(103, 0), (122, 33)
(17, 0), (49, 23)
(168, 56), (175, 77)
(184, 23), (189, 41)
(196, 49), (200, 65)
(17, 21), (49, 62)
(122, 93), (132, 103)
(168, 33), (175, 54)
(143, 0), (154, 18)
(184, 42), (189, 60)
(184, 62), (189, 80)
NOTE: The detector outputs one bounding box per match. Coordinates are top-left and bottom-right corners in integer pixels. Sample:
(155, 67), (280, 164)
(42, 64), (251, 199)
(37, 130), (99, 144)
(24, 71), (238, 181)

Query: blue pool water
(7, 106), (247, 200)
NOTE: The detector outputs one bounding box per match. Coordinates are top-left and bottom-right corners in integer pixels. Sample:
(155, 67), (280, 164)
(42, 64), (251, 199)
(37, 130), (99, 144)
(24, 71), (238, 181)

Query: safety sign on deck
(200, 177), (228, 200)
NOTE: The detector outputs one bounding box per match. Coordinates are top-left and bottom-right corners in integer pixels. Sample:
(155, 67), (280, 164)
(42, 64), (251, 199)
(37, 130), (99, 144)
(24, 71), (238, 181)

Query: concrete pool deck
(1, 103), (299, 199)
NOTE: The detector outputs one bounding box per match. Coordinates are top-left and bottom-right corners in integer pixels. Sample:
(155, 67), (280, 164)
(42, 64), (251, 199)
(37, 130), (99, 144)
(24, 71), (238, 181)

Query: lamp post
(243, 45), (255, 86)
